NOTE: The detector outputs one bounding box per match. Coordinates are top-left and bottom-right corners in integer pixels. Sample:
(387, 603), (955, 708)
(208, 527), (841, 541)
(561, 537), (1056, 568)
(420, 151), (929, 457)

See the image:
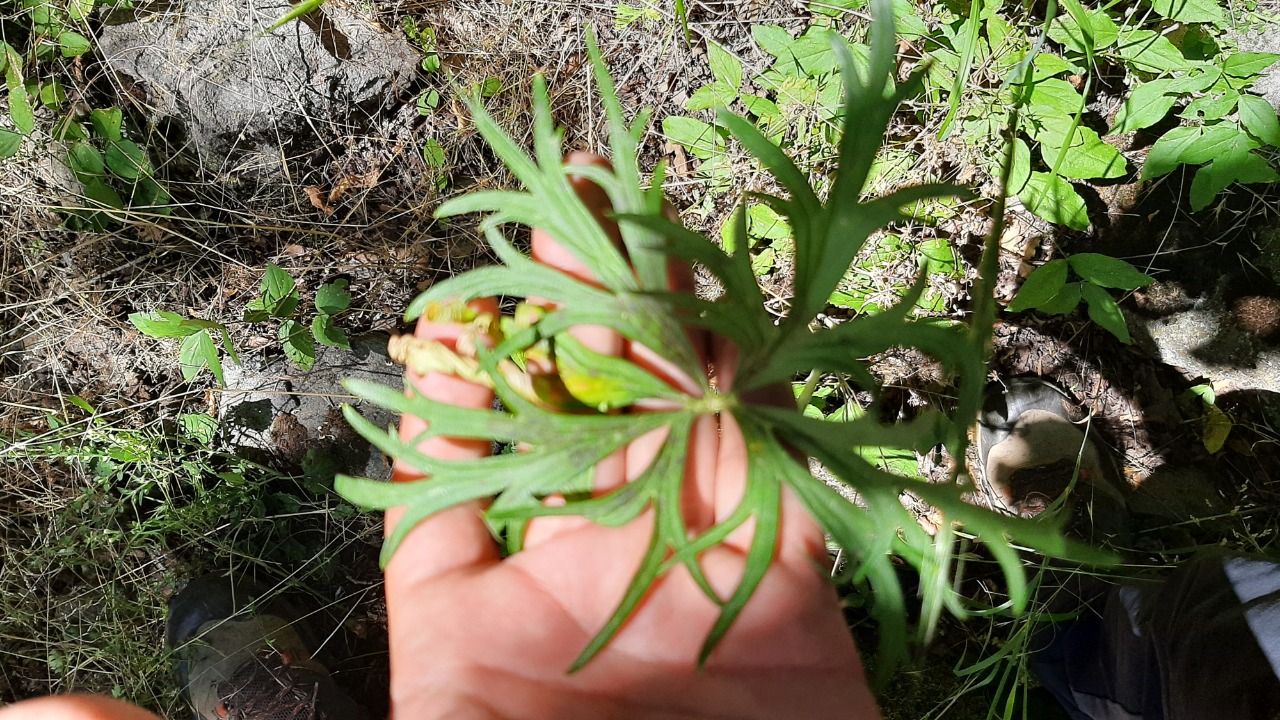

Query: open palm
(380, 155), (880, 720)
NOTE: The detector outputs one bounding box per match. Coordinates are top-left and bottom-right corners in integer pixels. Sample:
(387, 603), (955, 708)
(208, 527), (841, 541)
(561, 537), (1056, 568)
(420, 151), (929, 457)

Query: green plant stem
(1048, 73), (1093, 178)
(794, 369), (822, 410)
(937, 0), (983, 139)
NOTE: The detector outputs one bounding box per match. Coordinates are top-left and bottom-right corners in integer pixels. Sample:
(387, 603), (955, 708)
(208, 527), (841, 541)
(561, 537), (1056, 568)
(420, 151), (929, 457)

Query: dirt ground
(2, 0), (1280, 716)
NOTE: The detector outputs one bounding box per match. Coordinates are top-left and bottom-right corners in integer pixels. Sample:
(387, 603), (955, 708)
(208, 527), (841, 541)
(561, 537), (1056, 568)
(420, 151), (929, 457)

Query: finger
(0, 696), (162, 720)
(528, 152), (625, 361)
(621, 228), (718, 531)
(523, 152), (628, 547)
(386, 304), (502, 587)
(711, 337), (827, 563)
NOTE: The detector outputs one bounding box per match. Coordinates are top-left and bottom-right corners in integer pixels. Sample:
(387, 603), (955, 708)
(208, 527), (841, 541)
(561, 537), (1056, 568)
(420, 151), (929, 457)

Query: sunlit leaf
(1081, 283), (1131, 343)
(281, 319), (316, 370)
(179, 329), (224, 385)
(1238, 95), (1280, 147)
(1009, 259), (1068, 312)
(1018, 172), (1089, 231)
(1068, 254), (1154, 290)
(338, 1), (1105, 683)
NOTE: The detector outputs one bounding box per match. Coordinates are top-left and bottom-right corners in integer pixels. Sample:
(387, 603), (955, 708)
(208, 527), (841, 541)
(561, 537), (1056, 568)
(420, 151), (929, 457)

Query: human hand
(0, 154), (881, 720)
(380, 153), (881, 720)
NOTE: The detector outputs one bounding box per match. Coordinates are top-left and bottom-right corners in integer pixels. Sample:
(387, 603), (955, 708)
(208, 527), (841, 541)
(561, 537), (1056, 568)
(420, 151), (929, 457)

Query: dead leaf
(327, 169), (381, 206)
(304, 185), (333, 215)
(666, 141), (689, 178)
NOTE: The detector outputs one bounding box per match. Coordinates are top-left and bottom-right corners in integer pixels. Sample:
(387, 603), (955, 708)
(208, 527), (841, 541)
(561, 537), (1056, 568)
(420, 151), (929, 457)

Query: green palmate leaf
(180, 413), (220, 445)
(105, 139), (148, 179)
(1181, 90), (1238, 121)
(129, 310), (221, 338)
(1167, 69), (1219, 94)
(1238, 95), (1280, 147)
(1081, 283), (1131, 343)
(1189, 145), (1280, 211)
(1141, 125), (1202, 179)
(39, 80), (65, 109)
(752, 24), (793, 58)
(777, 26), (842, 78)
(685, 83), (737, 112)
(741, 94), (780, 119)
(249, 264), (301, 320)
(67, 0), (93, 22)
(90, 108), (123, 141)
(311, 314), (350, 349)
(706, 41), (742, 89)
(1048, 7), (1118, 56)
(1024, 78), (1084, 117)
(316, 279), (351, 315)
(82, 179), (124, 211)
(58, 30), (92, 57)
(280, 319), (316, 370)
(1008, 259), (1068, 312)
(1068, 253), (1154, 290)
(1041, 125), (1128, 180)
(1140, 123), (1253, 180)
(8, 85), (34, 134)
(67, 141), (105, 178)
(1007, 138), (1031, 194)
(4, 46), (34, 135)
(128, 311), (184, 338)
(1019, 172), (1090, 230)
(340, 1), (1103, 681)
(662, 116), (725, 158)
(1179, 124), (1256, 165)
(423, 139), (446, 167)
(1032, 53), (1076, 81)
(1039, 281), (1084, 315)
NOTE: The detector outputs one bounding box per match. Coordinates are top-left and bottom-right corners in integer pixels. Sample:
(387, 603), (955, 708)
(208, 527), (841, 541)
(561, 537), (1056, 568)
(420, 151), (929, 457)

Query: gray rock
(1234, 22), (1280, 109)
(218, 334), (400, 481)
(96, 0), (419, 174)
(1135, 280), (1280, 395)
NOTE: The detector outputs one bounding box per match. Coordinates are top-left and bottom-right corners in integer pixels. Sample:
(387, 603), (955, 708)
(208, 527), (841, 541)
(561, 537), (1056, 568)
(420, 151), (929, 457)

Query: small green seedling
(56, 107), (171, 228)
(402, 18), (441, 72)
(1007, 253), (1153, 343)
(1184, 383), (1233, 454)
(131, 265), (352, 384)
(613, 1), (662, 30)
(1, 1), (169, 221)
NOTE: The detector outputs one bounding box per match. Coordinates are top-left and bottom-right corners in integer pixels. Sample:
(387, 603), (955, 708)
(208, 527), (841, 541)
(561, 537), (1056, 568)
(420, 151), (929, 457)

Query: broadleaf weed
(131, 265), (353, 383)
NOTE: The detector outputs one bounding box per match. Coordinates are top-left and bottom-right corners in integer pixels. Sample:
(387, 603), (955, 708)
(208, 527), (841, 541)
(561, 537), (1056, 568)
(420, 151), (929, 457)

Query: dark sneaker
(167, 574), (369, 720)
(976, 377), (1129, 544)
